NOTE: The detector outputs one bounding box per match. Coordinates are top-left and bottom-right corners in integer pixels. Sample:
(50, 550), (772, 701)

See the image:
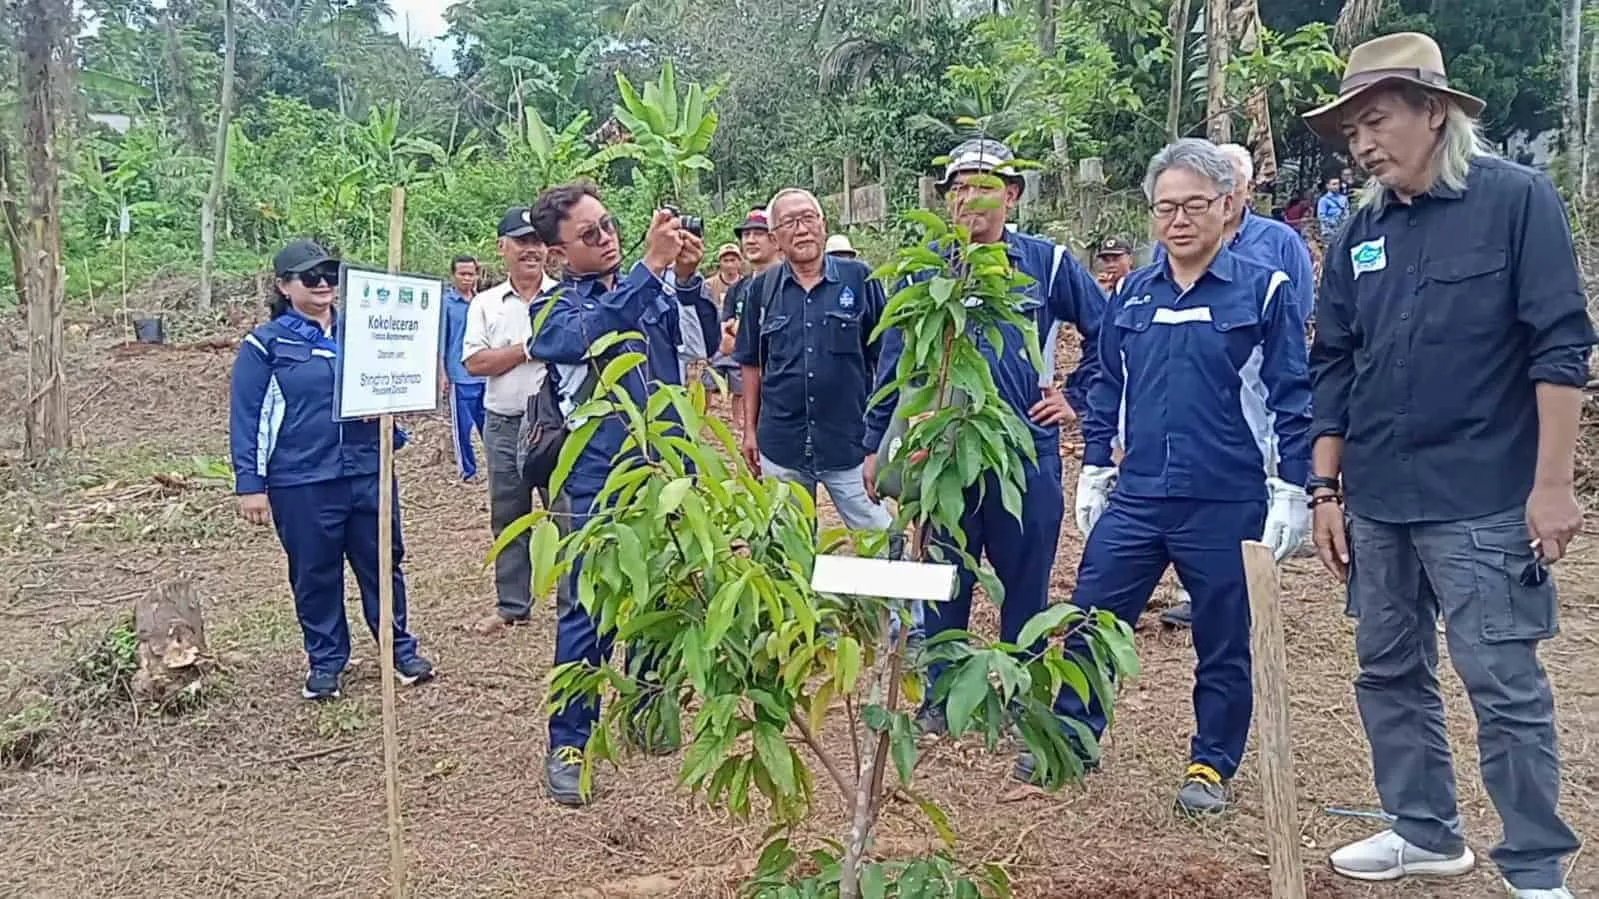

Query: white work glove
(1074, 465), (1118, 537)
(1261, 476), (1311, 561)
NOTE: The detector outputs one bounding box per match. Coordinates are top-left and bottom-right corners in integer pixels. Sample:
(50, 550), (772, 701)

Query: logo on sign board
(399, 287), (415, 305)
(1350, 237), (1387, 279)
(360, 283), (372, 309)
(420, 289), (430, 310)
(377, 287), (392, 305)
(838, 287), (855, 310)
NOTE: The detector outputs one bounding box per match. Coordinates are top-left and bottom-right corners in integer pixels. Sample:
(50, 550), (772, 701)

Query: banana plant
(497, 105), (648, 193)
(612, 62), (724, 204)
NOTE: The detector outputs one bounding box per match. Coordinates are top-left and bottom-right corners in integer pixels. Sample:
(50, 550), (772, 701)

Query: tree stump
(131, 580), (209, 702)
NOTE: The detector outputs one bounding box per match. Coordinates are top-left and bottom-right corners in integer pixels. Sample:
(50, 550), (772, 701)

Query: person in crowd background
(441, 254), (486, 481)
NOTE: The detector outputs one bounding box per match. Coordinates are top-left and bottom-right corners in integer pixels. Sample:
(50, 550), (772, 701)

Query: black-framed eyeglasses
(1152, 195), (1223, 219)
(294, 267), (340, 288)
(775, 210), (822, 233)
(570, 215), (618, 248)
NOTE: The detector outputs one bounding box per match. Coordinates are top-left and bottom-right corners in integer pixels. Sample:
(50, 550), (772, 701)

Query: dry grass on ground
(0, 303), (1596, 898)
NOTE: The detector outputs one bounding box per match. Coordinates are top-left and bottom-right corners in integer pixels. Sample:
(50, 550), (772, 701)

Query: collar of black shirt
(1374, 180), (1466, 218)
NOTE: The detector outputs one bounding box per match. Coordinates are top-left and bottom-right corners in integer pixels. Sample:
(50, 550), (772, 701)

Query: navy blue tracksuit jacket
(228, 310), (419, 673)
(1061, 247), (1312, 779)
(525, 261), (701, 753)
(862, 228), (1105, 689)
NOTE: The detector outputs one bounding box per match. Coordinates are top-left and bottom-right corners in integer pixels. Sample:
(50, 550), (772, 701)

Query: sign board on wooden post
(333, 265), (446, 420)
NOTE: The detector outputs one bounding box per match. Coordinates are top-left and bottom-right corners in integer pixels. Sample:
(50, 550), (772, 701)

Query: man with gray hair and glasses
(1155, 141), (1317, 628)
(1063, 137), (1312, 817)
(733, 188), (898, 542)
(1305, 33), (1592, 898)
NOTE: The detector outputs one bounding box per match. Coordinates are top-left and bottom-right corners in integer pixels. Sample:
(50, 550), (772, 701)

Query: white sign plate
(810, 554), (956, 603)
(335, 265), (445, 420)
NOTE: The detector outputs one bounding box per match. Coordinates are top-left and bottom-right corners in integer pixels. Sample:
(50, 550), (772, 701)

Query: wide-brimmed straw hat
(1302, 32), (1485, 142)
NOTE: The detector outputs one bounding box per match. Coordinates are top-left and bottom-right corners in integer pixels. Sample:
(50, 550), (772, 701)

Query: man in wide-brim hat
(1303, 32), (1592, 899)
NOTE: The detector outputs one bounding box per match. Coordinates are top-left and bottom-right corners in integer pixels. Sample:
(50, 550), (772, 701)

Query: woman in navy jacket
(229, 239), (434, 700)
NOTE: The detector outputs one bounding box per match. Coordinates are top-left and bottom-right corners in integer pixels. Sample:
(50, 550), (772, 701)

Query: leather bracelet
(1307, 493), (1342, 509)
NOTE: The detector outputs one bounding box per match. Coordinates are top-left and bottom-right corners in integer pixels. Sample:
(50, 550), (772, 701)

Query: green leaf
(834, 636), (862, 694)
(548, 417), (601, 499)
(529, 518), (562, 599)
(1016, 604), (1080, 650)
(902, 208), (949, 239)
(860, 864), (886, 899)
(485, 509), (545, 565)
(945, 657), (990, 736)
(890, 713), (917, 786)
(752, 722), (796, 794)
(614, 525), (650, 612)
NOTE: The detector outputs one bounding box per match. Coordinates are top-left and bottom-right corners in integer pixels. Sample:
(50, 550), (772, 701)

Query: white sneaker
(1329, 829), (1476, 881)
(1502, 880), (1573, 898)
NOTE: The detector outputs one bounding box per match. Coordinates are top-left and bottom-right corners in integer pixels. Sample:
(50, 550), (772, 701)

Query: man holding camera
(733, 188), (897, 538)
(525, 182), (706, 807)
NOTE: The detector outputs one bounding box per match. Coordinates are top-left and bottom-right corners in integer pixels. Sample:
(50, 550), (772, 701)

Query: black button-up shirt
(733, 256), (886, 472)
(1311, 156), (1596, 524)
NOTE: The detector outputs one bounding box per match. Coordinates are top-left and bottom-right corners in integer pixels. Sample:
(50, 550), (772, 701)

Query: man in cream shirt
(463, 206), (558, 634)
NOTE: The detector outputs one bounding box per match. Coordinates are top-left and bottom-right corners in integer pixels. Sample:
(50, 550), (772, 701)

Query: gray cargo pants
(1347, 505), (1579, 890)
(485, 411), (548, 621)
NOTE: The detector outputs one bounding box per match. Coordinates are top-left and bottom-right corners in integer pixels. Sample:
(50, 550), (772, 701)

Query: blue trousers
(1055, 494), (1265, 778)
(448, 381), (487, 480)
(547, 490), (665, 751)
(924, 450), (1065, 690)
(268, 475), (420, 674)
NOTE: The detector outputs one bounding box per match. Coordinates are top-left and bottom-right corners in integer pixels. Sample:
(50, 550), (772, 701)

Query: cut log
(132, 580), (208, 702)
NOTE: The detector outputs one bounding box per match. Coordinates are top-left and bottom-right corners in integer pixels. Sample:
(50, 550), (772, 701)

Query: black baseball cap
(273, 239), (335, 276)
(498, 206), (537, 239)
(1095, 237), (1133, 257)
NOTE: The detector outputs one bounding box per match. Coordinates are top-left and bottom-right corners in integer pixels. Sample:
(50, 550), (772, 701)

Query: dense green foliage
(0, 0), (1573, 307)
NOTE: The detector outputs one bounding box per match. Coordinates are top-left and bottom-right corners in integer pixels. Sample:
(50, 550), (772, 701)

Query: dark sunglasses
(572, 215), (618, 248)
(294, 267), (340, 288)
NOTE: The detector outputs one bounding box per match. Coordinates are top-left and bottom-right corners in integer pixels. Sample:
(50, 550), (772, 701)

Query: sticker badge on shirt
(1350, 237), (1388, 279)
(839, 287), (855, 310)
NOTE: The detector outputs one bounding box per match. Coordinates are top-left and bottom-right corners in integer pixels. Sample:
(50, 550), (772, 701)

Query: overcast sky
(385, 0), (457, 73)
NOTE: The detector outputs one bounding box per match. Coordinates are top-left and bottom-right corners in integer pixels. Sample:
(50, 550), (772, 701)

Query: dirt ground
(1, 307), (1596, 899)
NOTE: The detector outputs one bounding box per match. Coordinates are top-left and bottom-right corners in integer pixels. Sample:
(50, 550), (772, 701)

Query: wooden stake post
(378, 185), (406, 899)
(1241, 539), (1306, 899)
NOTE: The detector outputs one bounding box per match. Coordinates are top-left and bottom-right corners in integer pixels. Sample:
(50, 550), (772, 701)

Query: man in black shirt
(733, 189), (895, 539)
(1305, 33), (1593, 898)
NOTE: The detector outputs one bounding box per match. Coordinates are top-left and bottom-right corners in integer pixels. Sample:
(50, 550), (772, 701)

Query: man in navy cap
(463, 206), (557, 635)
(863, 138), (1106, 766)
